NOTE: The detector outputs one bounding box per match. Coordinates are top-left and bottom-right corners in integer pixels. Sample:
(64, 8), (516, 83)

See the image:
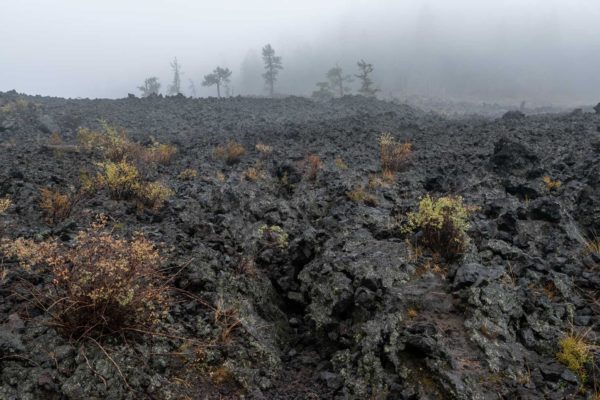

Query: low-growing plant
(0, 197), (11, 214)
(145, 142), (178, 165)
(258, 225), (289, 249)
(543, 175), (562, 191)
(214, 140), (246, 165)
(346, 187), (379, 207)
(135, 181), (174, 211)
(98, 161), (141, 200)
(39, 187), (82, 225)
(584, 235), (600, 255)
(335, 157), (348, 170)
(305, 154), (322, 181)
(178, 168), (198, 180)
(255, 143), (273, 157)
(4, 218), (170, 339)
(242, 162), (264, 182)
(402, 194), (472, 261)
(379, 132), (412, 176)
(556, 333), (592, 382)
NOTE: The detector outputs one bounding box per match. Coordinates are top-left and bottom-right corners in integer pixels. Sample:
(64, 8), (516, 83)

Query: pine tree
(202, 67), (232, 98)
(327, 65), (353, 97)
(355, 59), (379, 97)
(261, 44), (283, 97)
(167, 57), (182, 96)
(137, 77), (161, 97)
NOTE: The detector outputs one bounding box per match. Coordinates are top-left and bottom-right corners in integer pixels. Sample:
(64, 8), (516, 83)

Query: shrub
(258, 225), (289, 249)
(255, 143), (273, 156)
(305, 154), (322, 181)
(0, 197), (11, 214)
(98, 161), (141, 200)
(402, 195), (471, 260)
(242, 162), (264, 182)
(178, 168), (198, 180)
(146, 142), (178, 165)
(556, 334), (591, 382)
(543, 175), (561, 191)
(39, 188), (81, 225)
(77, 122), (147, 164)
(346, 187), (379, 207)
(135, 181), (173, 211)
(334, 157), (348, 170)
(214, 140), (246, 165)
(4, 220), (169, 339)
(379, 133), (412, 175)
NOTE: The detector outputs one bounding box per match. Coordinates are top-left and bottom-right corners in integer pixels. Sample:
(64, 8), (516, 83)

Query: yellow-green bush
(98, 161), (141, 200)
(402, 195), (471, 260)
(136, 181), (174, 211)
(258, 225), (289, 249)
(556, 334), (591, 382)
(0, 197), (11, 214)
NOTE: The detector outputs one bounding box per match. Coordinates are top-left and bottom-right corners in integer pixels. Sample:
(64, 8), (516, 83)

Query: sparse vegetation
(346, 187), (379, 206)
(145, 142), (178, 165)
(39, 187), (81, 225)
(98, 161), (141, 200)
(402, 195), (472, 260)
(5, 218), (170, 339)
(178, 168), (198, 180)
(379, 133), (412, 176)
(556, 333), (591, 382)
(258, 225), (289, 249)
(305, 154), (322, 181)
(242, 162), (264, 182)
(214, 140), (246, 165)
(135, 181), (174, 211)
(543, 175), (562, 191)
(255, 143), (273, 156)
(0, 197), (11, 214)
(335, 157), (348, 170)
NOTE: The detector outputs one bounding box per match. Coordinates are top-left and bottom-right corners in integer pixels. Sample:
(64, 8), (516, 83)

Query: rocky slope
(0, 90), (600, 399)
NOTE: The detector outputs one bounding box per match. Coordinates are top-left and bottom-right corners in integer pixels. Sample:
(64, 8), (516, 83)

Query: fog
(1, 0), (599, 106)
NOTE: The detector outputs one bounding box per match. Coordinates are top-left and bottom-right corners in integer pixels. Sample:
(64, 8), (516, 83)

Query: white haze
(1, 0), (599, 106)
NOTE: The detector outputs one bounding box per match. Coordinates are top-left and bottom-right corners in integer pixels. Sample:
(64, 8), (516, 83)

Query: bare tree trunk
(217, 82), (221, 98)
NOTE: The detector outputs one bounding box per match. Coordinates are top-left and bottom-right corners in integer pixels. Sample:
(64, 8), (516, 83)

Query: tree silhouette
(355, 60), (379, 97)
(261, 44), (283, 97)
(202, 67), (232, 98)
(167, 57), (182, 96)
(327, 65), (353, 97)
(137, 77), (161, 97)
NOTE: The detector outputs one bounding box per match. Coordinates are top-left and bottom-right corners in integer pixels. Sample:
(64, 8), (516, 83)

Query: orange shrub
(214, 140), (246, 165)
(305, 154), (322, 181)
(39, 188), (81, 225)
(5, 219), (169, 339)
(379, 133), (412, 175)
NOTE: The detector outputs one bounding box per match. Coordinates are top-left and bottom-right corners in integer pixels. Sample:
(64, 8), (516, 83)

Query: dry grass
(242, 162), (264, 182)
(584, 235), (600, 255)
(556, 331), (593, 382)
(334, 157), (348, 170)
(145, 143), (178, 165)
(543, 175), (562, 191)
(178, 168), (198, 180)
(255, 143), (273, 157)
(214, 140), (246, 165)
(0, 197), (12, 214)
(4, 218), (170, 340)
(305, 154), (322, 181)
(379, 132), (412, 176)
(346, 187), (379, 207)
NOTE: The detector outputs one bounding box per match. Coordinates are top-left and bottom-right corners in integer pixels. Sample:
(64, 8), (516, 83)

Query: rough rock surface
(0, 90), (600, 399)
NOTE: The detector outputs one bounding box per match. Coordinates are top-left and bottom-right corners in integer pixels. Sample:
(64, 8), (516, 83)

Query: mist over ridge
(1, 0), (599, 106)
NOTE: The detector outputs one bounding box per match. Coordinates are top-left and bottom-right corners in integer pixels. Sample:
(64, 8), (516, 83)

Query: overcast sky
(1, 0), (599, 105)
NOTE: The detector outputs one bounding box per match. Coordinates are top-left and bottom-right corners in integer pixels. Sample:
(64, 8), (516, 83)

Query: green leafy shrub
(402, 195), (471, 260)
